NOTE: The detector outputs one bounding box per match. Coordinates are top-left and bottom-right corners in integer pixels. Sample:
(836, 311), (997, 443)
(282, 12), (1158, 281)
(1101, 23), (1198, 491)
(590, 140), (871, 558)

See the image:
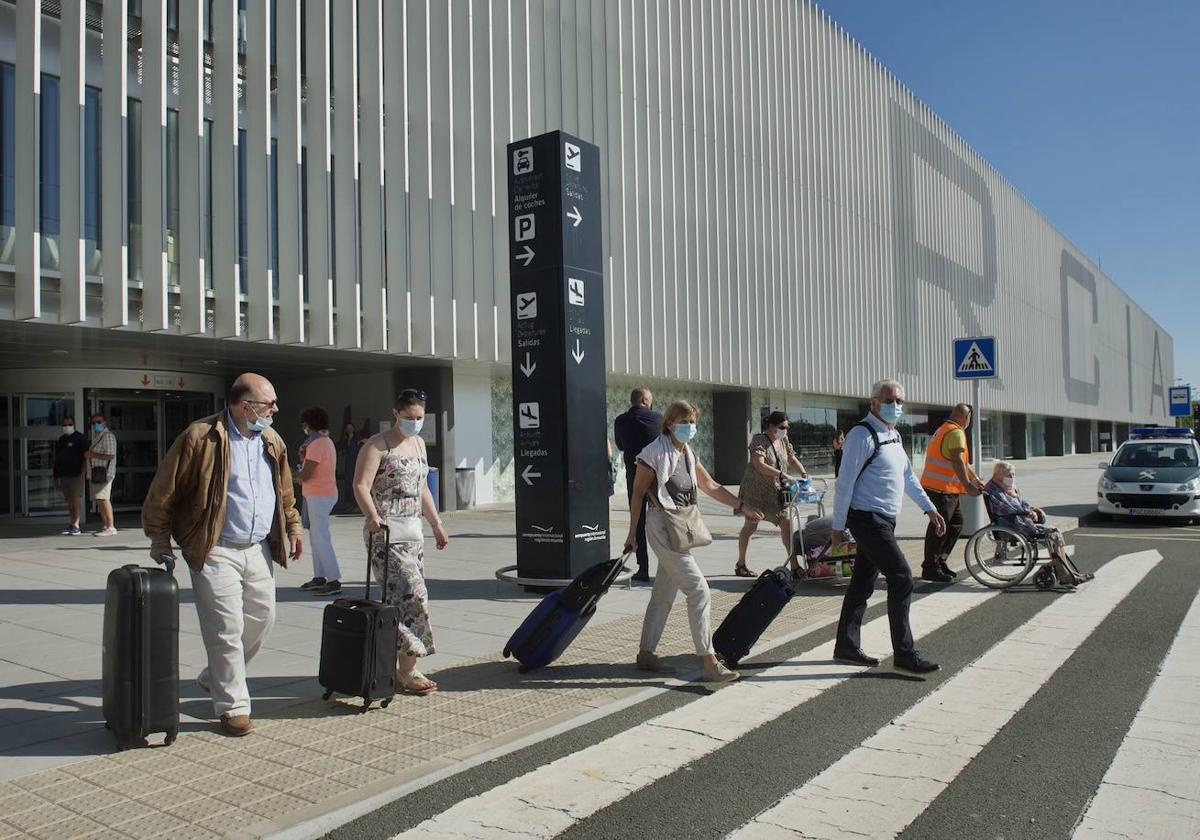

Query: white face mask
(63, 425), (74, 435)
(397, 417), (424, 437)
(1001, 476), (1015, 488)
(773, 428), (789, 442)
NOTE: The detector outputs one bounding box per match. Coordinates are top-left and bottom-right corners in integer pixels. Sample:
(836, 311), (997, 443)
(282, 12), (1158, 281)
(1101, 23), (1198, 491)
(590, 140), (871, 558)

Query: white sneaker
(94, 526), (118, 537)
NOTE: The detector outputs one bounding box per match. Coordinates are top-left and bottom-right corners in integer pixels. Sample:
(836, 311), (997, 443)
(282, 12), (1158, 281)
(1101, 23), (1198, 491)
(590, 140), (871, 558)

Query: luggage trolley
(783, 479), (857, 581)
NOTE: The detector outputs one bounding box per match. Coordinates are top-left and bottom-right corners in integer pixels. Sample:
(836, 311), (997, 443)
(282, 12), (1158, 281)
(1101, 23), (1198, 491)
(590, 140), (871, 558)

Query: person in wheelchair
(983, 461), (1092, 587)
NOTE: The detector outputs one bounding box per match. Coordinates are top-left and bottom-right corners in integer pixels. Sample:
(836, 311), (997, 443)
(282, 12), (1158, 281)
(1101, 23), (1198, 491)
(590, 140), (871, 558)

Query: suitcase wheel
(502, 646), (511, 658)
(163, 730), (177, 747)
(322, 690), (333, 701)
(360, 699), (372, 713)
(381, 699), (391, 709)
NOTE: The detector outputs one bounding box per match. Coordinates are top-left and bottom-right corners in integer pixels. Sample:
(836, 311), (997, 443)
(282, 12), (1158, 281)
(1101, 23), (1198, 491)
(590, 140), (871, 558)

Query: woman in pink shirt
(297, 407), (342, 595)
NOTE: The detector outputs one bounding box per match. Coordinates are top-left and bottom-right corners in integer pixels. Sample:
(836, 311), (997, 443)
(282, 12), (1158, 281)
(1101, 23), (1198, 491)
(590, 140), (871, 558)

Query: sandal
(734, 563), (756, 578)
(787, 561), (806, 580)
(397, 670), (438, 696)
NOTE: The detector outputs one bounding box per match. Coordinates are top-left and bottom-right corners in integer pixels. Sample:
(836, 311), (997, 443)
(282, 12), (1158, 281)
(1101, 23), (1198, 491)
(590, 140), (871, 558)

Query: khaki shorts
(60, 477), (84, 499)
(91, 480), (114, 501)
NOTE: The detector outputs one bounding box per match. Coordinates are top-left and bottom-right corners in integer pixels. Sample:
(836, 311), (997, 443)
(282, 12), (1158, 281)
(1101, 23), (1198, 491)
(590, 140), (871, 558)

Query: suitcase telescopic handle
(157, 554), (176, 575)
(367, 524), (392, 601)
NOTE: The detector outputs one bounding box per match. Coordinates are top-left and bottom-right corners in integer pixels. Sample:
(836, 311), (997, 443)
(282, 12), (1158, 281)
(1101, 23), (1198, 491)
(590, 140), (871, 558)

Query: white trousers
(304, 495), (341, 580)
(191, 543), (276, 717)
(639, 509), (714, 656)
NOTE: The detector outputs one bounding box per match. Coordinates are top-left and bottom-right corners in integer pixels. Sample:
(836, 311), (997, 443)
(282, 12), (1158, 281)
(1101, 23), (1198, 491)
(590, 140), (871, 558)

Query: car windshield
(1113, 442), (1199, 469)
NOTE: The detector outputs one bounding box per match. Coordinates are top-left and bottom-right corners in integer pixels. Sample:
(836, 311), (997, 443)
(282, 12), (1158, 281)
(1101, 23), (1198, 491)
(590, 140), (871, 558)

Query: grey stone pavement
(0, 454), (1101, 839)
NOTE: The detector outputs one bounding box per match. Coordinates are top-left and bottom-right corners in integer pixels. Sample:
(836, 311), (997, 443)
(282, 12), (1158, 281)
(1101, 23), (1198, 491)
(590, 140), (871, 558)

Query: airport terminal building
(0, 1), (1174, 517)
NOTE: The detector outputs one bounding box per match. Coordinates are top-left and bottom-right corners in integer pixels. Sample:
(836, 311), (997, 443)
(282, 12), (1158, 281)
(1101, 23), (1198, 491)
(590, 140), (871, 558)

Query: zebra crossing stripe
(1073, 579), (1200, 839)
(729, 549), (1162, 840)
(392, 578), (1003, 839)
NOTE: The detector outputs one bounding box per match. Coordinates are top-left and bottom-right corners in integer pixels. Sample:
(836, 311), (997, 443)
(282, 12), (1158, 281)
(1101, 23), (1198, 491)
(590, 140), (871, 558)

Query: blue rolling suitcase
(503, 555), (629, 672)
(712, 567), (794, 668)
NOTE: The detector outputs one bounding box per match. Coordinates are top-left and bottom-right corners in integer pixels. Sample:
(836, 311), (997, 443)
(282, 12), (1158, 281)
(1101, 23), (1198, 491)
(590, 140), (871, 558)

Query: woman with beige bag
(624, 400), (764, 683)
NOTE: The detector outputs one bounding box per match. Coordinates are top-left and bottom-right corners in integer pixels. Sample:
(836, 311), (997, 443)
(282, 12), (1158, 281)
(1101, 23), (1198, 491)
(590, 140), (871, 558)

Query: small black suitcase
(318, 525), (400, 711)
(102, 560), (180, 749)
(503, 554), (629, 672)
(712, 567), (794, 668)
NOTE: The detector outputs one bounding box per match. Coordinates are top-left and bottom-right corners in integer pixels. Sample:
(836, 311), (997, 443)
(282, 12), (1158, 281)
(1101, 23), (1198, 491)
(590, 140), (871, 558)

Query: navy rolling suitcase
(503, 555), (629, 672)
(319, 526), (400, 711)
(712, 567), (794, 668)
(102, 560), (180, 749)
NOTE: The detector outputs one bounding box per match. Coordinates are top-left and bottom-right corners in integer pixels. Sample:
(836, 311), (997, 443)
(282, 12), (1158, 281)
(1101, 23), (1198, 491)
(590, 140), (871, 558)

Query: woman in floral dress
(353, 389), (449, 695)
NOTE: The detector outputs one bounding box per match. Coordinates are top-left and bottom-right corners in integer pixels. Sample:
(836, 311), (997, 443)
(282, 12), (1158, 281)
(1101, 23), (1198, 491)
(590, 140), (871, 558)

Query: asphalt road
(325, 518), (1200, 840)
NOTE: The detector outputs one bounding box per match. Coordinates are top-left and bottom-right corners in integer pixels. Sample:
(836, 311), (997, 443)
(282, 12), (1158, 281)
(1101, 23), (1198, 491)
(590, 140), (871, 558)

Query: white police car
(1097, 427), (1200, 521)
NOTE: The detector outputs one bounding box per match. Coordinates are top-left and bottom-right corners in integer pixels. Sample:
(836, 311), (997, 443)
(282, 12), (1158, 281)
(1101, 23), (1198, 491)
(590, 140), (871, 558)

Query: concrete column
(1009, 414), (1028, 460)
(1115, 423), (1131, 446)
(712, 390), (752, 485)
(1074, 419), (1094, 454)
(1044, 418), (1065, 456)
(449, 368), (494, 507)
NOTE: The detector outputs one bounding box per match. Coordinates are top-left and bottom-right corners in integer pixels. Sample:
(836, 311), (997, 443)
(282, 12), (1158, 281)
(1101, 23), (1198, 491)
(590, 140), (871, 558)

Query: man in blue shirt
(830, 380), (947, 674)
(614, 388), (663, 582)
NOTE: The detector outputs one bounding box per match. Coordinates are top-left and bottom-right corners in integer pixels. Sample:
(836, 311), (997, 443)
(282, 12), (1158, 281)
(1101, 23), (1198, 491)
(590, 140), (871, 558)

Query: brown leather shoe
(219, 714), (254, 737)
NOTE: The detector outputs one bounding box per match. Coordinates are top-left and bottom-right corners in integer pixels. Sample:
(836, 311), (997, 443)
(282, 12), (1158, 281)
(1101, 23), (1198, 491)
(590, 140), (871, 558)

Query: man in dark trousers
(614, 388), (662, 582)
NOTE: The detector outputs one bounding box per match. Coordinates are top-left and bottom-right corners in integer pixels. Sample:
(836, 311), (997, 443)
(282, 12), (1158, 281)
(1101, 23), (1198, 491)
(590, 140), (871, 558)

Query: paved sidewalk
(0, 455), (1099, 839)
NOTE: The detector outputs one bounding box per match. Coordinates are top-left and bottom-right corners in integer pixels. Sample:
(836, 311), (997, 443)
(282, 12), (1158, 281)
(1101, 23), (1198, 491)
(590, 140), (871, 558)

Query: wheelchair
(962, 496), (1060, 590)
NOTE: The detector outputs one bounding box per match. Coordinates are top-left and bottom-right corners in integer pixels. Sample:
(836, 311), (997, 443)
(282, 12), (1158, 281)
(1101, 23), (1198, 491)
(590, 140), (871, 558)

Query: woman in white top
(624, 400), (764, 682)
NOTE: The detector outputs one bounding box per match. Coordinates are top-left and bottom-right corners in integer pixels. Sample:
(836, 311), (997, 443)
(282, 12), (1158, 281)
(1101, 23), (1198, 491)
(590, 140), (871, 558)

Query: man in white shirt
(830, 379), (947, 674)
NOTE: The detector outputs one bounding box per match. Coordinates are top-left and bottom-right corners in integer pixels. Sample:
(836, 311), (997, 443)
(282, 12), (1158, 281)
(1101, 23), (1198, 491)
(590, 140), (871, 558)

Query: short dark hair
(630, 388), (649, 405)
(765, 410), (789, 428)
(90, 413), (105, 422)
(63, 415), (75, 424)
(229, 381), (254, 404)
(299, 406), (330, 431)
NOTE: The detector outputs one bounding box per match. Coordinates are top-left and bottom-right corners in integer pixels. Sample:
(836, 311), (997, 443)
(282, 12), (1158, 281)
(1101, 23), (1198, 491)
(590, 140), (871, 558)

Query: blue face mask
(673, 422), (697, 442)
(247, 406), (273, 434)
(92, 422), (104, 433)
(878, 402), (903, 424)
(398, 418), (424, 437)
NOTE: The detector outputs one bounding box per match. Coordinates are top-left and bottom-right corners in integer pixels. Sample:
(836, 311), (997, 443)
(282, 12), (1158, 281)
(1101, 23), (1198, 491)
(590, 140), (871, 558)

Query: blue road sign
(953, 337), (997, 380)
(1168, 385), (1191, 417)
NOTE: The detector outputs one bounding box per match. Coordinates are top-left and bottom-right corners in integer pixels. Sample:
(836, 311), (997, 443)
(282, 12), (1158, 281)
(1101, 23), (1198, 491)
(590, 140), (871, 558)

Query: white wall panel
(14, 0), (40, 320)
(59, 0), (85, 324)
(304, 0), (334, 346)
(100, 0), (127, 327)
(178, 0), (206, 336)
(140, 0), (168, 331)
(382, 0), (410, 353)
(244, 0), (273, 341)
(332, 0), (361, 350)
(211, 0), (240, 338)
(357, 0), (386, 352)
(275, 0), (304, 343)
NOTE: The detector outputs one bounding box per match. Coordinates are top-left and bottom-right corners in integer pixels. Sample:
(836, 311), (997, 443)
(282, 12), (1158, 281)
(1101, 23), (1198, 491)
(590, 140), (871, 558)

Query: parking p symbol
(515, 214), (535, 242)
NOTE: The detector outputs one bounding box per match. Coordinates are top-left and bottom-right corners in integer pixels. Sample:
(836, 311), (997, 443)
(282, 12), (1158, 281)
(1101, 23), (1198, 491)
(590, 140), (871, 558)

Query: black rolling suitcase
(102, 560), (180, 749)
(319, 525), (400, 711)
(504, 554), (630, 672)
(712, 567), (794, 668)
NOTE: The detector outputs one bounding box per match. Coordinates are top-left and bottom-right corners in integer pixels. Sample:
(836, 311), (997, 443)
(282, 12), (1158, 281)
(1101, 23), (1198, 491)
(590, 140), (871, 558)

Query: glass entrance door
(87, 390), (216, 513)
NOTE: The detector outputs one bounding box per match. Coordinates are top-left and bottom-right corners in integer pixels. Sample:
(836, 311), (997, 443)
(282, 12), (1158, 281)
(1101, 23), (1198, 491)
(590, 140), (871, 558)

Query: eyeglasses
(880, 398), (904, 405)
(246, 399), (279, 409)
(398, 388), (427, 402)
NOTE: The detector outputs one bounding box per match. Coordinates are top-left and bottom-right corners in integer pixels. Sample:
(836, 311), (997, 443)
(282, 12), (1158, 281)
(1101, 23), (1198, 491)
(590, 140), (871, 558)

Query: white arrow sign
(567, 205), (583, 227)
(521, 464), (541, 485)
(519, 352), (536, 378)
(516, 245), (535, 267)
(572, 339), (585, 365)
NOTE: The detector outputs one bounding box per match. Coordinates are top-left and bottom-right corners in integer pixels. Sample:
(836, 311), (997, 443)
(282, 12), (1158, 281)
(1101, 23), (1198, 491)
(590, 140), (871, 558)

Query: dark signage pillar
(507, 131), (607, 580)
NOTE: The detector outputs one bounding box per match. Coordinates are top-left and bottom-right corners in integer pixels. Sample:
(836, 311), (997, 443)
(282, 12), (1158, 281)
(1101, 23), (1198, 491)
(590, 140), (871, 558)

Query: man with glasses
(829, 379), (947, 675)
(143, 373), (303, 737)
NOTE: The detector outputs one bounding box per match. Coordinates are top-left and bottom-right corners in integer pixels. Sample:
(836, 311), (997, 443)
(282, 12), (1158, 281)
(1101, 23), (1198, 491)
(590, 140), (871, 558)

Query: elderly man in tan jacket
(143, 373), (303, 737)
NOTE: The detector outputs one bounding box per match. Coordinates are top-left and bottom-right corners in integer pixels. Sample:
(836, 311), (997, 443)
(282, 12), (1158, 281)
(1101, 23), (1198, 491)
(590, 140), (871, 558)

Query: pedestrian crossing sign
(953, 336), (997, 379)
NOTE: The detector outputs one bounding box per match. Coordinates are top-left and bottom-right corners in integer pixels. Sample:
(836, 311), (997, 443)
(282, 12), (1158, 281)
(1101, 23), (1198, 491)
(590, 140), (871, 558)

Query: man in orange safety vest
(919, 404), (985, 582)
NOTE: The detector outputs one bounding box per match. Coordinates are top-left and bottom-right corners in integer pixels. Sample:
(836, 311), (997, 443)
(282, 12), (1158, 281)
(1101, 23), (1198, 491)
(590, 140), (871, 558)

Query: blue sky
(817, 0), (1199, 394)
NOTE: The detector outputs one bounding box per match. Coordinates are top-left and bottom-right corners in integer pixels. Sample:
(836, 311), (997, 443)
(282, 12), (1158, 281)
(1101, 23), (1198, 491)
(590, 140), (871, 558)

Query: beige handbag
(655, 449), (713, 553)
